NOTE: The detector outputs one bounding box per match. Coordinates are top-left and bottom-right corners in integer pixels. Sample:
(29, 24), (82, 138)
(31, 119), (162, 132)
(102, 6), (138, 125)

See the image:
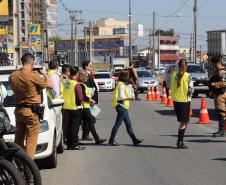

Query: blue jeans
(109, 105), (137, 143)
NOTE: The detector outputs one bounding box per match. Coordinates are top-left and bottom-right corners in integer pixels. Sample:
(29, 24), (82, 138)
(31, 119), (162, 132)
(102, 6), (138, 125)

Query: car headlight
(107, 81), (112, 84)
(39, 120), (49, 133)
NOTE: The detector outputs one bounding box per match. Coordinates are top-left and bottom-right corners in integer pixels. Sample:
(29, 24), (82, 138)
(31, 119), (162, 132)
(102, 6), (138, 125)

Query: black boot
(177, 129), (187, 149)
(212, 131), (225, 137)
(131, 134), (143, 146)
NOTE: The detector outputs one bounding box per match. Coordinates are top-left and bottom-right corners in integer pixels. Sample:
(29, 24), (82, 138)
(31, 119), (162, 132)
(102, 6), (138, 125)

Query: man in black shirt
(81, 60), (99, 140)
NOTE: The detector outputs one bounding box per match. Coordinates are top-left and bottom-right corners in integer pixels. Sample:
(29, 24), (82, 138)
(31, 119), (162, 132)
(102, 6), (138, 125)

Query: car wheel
(57, 133), (64, 154)
(44, 133), (57, 169)
(192, 91), (199, 98)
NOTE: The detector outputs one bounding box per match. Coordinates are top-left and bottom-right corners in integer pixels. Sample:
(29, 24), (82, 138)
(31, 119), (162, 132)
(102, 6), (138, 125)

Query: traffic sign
(28, 24), (41, 35)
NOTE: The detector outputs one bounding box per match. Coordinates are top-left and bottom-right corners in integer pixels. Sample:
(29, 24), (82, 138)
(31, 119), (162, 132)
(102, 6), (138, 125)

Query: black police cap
(211, 56), (222, 64)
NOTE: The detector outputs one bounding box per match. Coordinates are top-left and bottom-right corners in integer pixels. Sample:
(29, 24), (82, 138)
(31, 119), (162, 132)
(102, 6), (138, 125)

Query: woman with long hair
(109, 71), (143, 146)
(171, 59), (193, 149)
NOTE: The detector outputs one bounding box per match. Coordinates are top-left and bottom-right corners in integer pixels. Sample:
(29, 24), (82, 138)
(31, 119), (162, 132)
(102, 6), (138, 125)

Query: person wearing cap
(109, 71), (143, 146)
(62, 66), (85, 150)
(171, 59), (193, 149)
(203, 56), (226, 137)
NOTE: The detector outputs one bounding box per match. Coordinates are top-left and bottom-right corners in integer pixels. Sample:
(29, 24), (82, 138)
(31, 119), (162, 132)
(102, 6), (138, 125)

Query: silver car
(136, 70), (159, 92)
(164, 63), (209, 97)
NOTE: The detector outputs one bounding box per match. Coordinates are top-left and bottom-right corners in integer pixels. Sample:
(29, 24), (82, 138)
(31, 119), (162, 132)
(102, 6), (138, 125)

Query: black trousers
(67, 109), (82, 147)
(82, 108), (99, 142)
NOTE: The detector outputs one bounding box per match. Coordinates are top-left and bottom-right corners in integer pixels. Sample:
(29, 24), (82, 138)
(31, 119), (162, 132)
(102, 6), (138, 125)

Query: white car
(94, 72), (115, 91)
(1, 68), (64, 169)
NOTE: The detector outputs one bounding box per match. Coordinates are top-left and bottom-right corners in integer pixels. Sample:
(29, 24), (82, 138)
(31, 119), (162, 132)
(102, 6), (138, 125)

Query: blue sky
(57, 0), (226, 50)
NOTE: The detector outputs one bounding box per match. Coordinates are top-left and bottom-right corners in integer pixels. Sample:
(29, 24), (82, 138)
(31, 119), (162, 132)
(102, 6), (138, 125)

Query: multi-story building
(55, 35), (138, 65)
(20, 0), (30, 42)
(138, 36), (180, 67)
(159, 36), (180, 66)
(207, 29), (226, 75)
(46, 0), (57, 37)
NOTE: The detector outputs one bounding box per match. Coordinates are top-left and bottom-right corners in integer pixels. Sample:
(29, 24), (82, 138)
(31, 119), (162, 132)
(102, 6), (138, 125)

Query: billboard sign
(28, 24), (41, 35)
(0, 0), (9, 16)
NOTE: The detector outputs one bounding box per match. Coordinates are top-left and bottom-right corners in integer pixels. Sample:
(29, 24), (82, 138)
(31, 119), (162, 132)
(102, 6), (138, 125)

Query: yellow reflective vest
(62, 80), (78, 110)
(112, 82), (130, 109)
(171, 72), (190, 102)
(83, 83), (92, 109)
(47, 70), (64, 99)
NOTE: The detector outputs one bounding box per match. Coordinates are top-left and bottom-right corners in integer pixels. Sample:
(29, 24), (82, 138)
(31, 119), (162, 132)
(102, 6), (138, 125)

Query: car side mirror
(50, 98), (64, 108)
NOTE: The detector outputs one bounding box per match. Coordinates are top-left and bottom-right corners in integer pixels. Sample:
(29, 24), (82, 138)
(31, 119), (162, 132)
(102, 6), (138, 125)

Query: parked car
(136, 69), (159, 92)
(94, 71), (115, 91)
(164, 63), (209, 97)
(0, 68), (64, 169)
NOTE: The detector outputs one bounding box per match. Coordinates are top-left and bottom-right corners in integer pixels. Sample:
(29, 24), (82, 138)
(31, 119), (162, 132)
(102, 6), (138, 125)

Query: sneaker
(177, 142), (189, 149)
(108, 141), (119, 146)
(96, 139), (106, 145)
(133, 139), (143, 146)
(212, 132), (225, 137)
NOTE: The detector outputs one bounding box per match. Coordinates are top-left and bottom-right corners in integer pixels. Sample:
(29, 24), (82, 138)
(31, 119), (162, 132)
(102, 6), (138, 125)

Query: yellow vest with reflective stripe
(171, 72), (190, 102)
(112, 82), (130, 109)
(62, 80), (78, 110)
(47, 70), (64, 99)
(83, 84), (92, 109)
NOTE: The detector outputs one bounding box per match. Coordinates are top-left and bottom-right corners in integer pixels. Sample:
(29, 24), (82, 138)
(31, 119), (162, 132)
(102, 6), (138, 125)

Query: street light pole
(129, 0), (132, 63)
(193, 0), (198, 63)
(153, 12), (156, 69)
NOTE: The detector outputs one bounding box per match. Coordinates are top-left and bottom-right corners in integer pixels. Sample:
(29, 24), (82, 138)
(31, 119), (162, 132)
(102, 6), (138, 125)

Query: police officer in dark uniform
(201, 56), (226, 137)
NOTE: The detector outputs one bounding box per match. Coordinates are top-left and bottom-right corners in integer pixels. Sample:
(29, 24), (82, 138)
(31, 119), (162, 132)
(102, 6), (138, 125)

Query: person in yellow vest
(47, 61), (62, 100)
(171, 59), (193, 149)
(62, 67), (85, 150)
(79, 71), (106, 145)
(61, 64), (71, 143)
(109, 71), (143, 146)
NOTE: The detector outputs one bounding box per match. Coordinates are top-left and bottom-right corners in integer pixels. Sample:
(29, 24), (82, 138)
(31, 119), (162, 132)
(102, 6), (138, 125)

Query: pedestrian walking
(9, 53), (53, 159)
(79, 71), (106, 145)
(171, 59), (193, 149)
(200, 56), (226, 137)
(81, 60), (99, 140)
(62, 66), (85, 150)
(61, 64), (71, 143)
(109, 71), (143, 146)
(129, 61), (140, 101)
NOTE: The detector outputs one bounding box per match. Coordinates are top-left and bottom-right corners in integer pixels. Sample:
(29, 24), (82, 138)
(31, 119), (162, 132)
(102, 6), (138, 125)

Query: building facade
(46, 0), (57, 38)
(207, 29), (226, 75)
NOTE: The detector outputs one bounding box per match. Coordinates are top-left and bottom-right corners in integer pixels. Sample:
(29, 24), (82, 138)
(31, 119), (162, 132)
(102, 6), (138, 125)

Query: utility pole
(13, 0), (21, 66)
(84, 26), (87, 61)
(70, 13), (75, 66)
(153, 11), (156, 68)
(128, 0), (132, 63)
(189, 33), (193, 63)
(148, 29), (152, 67)
(193, 0), (198, 63)
(200, 45), (202, 63)
(158, 28), (160, 68)
(89, 22), (93, 62)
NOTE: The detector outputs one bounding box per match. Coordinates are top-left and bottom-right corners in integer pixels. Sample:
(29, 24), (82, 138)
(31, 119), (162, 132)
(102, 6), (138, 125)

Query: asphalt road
(41, 92), (226, 185)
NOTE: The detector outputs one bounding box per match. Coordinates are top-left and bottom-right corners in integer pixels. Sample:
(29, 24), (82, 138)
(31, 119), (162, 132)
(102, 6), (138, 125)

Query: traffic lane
(41, 92), (226, 185)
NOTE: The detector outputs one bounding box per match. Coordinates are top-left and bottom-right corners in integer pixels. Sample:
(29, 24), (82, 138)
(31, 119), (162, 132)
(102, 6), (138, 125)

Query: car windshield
(2, 81), (15, 107)
(187, 65), (206, 73)
(94, 73), (111, 79)
(137, 71), (152, 78)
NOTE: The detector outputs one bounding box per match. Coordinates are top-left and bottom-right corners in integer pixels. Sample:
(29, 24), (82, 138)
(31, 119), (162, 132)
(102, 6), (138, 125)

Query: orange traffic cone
(167, 90), (174, 107)
(189, 107), (193, 117)
(155, 86), (161, 101)
(198, 97), (210, 124)
(146, 86), (152, 101)
(151, 86), (155, 100)
(161, 88), (168, 104)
